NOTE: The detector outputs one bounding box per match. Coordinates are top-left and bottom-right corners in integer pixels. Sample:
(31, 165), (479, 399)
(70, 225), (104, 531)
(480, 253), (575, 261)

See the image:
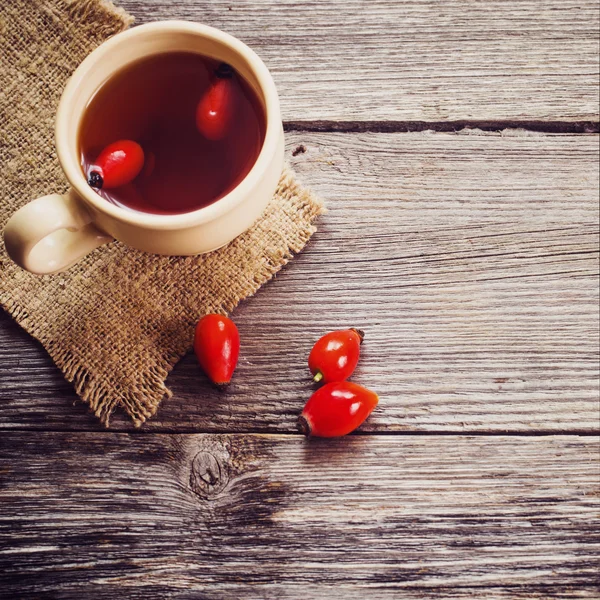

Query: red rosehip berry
(88, 140), (144, 190)
(308, 328), (364, 383)
(298, 381), (379, 437)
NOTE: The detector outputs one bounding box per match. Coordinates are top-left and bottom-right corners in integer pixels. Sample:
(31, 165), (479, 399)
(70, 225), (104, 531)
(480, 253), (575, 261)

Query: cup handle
(3, 190), (113, 275)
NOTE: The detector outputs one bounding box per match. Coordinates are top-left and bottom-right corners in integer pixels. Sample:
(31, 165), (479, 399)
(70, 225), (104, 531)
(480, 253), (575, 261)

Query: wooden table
(1, 1), (599, 597)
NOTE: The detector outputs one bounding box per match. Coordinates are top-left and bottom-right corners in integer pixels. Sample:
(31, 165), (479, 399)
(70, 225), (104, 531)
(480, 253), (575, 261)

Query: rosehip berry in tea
(79, 52), (265, 214)
(196, 63), (238, 141)
(298, 381), (379, 438)
(308, 328), (364, 383)
(88, 140), (145, 189)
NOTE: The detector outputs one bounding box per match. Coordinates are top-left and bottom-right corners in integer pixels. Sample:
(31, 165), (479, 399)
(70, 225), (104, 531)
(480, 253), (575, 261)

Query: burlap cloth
(0, 0), (324, 426)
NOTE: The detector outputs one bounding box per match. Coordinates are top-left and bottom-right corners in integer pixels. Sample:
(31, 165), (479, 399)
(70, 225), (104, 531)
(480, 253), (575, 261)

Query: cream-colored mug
(3, 21), (284, 275)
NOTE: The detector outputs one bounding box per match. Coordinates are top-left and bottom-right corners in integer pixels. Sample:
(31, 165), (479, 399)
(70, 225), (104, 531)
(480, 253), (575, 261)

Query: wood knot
(190, 451), (228, 499)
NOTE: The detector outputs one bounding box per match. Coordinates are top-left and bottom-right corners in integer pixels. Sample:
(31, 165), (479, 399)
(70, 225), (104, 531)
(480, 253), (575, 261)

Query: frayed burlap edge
(66, 0), (134, 30)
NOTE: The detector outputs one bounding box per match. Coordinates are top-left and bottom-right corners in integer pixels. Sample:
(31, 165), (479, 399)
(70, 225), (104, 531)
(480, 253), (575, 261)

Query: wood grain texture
(1, 3), (598, 597)
(1, 131), (598, 432)
(118, 0), (600, 123)
(0, 433), (598, 598)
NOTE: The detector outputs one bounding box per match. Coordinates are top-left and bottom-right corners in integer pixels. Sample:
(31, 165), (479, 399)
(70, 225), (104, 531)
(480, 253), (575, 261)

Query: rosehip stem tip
(313, 371), (324, 383)
(215, 63), (233, 79)
(350, 328), (365, 344)
(88, 171), (103, 189)
(297, 415), (311, 437)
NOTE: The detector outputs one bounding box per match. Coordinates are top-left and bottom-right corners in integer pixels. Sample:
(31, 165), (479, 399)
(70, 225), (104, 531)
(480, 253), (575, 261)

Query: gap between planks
(284, 120), (600, 134)
(1, 427), (598, 436)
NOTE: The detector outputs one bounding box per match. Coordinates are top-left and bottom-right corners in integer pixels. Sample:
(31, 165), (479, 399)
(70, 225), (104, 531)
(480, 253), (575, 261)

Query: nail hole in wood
(292, 144), (306, 156)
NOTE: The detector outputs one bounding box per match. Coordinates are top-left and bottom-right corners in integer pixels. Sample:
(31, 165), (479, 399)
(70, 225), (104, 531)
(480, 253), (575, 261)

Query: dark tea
(79, 52), (266, 215)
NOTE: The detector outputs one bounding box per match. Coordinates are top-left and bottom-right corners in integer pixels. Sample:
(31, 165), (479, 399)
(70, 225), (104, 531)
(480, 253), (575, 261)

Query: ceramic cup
(3, 21), (284, 275)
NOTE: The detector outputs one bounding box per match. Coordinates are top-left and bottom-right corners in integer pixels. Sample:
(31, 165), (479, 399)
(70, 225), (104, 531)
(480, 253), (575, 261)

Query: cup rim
(56, 20), (280, 230)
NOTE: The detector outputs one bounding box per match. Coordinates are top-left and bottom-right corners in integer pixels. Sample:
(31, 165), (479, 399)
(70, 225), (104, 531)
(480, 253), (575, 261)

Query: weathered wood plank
(0, 433), (598, 598)
(118, 0), (600, 123)
(0, 131), (598, 432)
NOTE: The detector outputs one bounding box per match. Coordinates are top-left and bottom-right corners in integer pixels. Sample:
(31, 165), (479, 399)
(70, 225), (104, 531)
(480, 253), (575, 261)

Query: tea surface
(79, 52), (265, 214)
